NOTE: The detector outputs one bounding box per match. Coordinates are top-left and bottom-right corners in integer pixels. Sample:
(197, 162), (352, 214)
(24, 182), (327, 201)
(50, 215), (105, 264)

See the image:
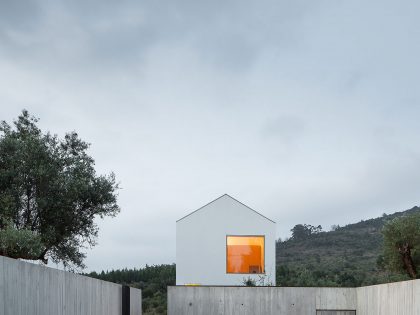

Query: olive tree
(0, 110), (119, 270)
(382, 212), (420, 279)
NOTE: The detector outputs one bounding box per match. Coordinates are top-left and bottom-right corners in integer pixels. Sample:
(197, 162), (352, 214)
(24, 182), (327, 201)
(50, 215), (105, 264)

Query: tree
(290, 224), (323, 240)
(331, 224), (340, 231)
(0, 110), (119, 270)
(86, 264), (176, 314)
(382, 213), (420, 279)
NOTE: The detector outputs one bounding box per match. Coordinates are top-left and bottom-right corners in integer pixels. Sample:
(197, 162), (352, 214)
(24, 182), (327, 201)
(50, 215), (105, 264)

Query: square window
(226, 236), (265, 274)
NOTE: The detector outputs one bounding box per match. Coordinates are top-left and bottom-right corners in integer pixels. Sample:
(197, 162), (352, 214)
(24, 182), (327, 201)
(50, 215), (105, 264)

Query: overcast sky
(1, 0), (419, 272)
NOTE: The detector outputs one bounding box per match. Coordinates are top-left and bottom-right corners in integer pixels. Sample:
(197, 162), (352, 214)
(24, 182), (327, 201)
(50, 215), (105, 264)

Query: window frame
(225, 235), (266, 274)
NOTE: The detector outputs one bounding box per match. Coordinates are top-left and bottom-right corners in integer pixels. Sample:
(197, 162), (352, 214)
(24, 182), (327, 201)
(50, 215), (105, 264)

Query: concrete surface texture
(168, 286), (356, 315)
(357, 279), (420, 315)
(317, 312), (355, 315)
(168, 280), (420, 315)
(0, 255), (142, 315)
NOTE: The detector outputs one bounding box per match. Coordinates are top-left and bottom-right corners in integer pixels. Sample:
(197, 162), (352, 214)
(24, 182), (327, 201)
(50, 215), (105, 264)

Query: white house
(176, 194), (276, 286)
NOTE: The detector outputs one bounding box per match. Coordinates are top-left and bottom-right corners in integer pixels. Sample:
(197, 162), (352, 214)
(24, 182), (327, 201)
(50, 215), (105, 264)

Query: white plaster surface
(176, 194), (276, 285)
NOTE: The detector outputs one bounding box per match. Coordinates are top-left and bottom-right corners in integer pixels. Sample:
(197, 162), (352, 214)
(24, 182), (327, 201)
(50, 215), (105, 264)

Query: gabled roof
(176, 194), (276, 223)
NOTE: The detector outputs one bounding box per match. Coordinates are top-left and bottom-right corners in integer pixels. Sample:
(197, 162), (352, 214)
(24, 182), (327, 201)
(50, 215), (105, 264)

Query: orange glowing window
(226, 236), (265, 274)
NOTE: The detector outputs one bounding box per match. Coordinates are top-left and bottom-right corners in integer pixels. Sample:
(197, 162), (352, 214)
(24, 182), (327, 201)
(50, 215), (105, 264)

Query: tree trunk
(398, 243), (417, 279)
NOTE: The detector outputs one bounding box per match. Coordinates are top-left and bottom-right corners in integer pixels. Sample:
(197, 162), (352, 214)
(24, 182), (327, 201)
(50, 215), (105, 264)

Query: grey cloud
(262, 115), (305, 140)
(0, 0), (42, 31)
(0, 0), (419, 271)
(0, 0), (318, 72)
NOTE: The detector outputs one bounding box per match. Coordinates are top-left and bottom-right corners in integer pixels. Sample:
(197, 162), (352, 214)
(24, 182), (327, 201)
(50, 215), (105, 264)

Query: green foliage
(242, 276), (256, 286)
(382, 212), (420, 278)
(0, 110), (119, 269)
(277, 207), (419, 287)
(290, 224), (323, 240)
(0, 220), (44, 259)
(86, 264), (175, 315)
(87, 207), (419, 314)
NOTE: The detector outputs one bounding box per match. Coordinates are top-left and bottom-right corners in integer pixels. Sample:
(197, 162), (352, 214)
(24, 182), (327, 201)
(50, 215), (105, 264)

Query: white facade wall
(176, 194), (276, 285)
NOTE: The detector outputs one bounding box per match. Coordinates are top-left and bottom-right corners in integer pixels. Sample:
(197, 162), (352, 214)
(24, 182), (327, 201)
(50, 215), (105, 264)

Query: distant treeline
(86, 264), (175, 314)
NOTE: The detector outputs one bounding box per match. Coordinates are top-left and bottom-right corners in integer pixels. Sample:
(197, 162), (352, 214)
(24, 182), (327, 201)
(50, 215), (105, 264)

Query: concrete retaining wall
(357, 279), (420, 315)
(0, 255), (142, 315)
(168, 286), (356, 315)
(168, 279), (420, 315)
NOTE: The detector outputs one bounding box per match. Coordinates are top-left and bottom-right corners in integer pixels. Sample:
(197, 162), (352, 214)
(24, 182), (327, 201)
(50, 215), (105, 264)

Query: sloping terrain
(276, 206), (420, 286)
(87, 206), (419, 314)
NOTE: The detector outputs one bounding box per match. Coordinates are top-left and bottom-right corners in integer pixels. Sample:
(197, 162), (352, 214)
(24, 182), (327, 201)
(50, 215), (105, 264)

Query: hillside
(86, 206), (419, 314)
(276, 206), (420, 287)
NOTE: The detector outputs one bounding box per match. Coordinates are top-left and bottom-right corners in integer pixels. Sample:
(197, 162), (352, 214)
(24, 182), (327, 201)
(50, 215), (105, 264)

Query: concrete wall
(168, 280), (420, 315)
(357, 279), (420, 315)
(177, 194), (276, 285)
(0, 255), (142, 315)
(167, 286), (356, 315)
